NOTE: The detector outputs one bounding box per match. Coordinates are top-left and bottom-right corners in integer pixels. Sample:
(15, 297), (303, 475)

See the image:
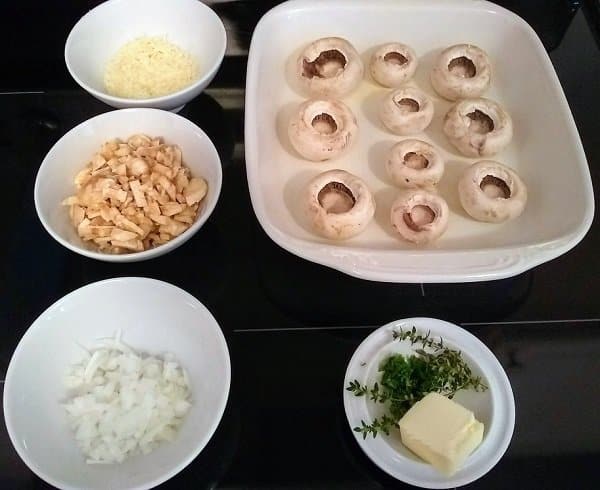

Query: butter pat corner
(398, 392), (484, 476)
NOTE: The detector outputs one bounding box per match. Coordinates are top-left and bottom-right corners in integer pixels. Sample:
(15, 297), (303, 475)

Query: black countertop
(1, 1), (599, 489)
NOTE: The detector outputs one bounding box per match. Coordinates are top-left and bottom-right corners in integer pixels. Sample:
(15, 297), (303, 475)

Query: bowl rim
(33, 107), (223, 262)
(2, 276), (232, 490)
(64, 0), (227, 105)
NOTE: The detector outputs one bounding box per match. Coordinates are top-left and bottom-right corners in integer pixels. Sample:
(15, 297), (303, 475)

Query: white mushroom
(296, 37), (364, 98)
(305, 169), (375, 240)
(370, 43), (418, 87)
(430, 44), (491, 101)
(390, 190), (449, 244)
(380, 87), (434, 135)
(458, 160), (527, 223)
(288, 99), (358, 161)
(443, 97), (512, 157)
(387, 139), (445, 189)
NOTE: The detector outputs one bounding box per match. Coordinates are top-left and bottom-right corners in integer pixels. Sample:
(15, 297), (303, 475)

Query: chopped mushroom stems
(384, 51), (408, 65)
(62, 134), (208, 254)
(448, 56), (476, 78)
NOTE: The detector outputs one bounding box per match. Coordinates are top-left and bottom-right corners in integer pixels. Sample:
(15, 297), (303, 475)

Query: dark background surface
(1, 1), (599, 489)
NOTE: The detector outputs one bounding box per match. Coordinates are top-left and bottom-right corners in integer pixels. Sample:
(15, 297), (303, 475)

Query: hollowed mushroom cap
(288, 99), (358, 162)
(386, 139), (445, 189)
(458, 160), (527, 223)
(430, 44), (491, 101)
(390, 189), (449, 244)
(370, 43), (418, 88)
(443, 97), (513, 157)
(296, 37), (364, 98)
(380, 87), (434, 136)
(305, 169), (375, 240)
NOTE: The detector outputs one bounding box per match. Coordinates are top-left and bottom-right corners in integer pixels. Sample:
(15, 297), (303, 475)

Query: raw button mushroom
(390, 190), (449, 244)
(387, 139), (445, 189)
(458, 160), (527, 223)
(297, 37), (364, 98)
(370, 43), (418, 87)
(380, 87), (434, 135)
(288, 99), (358, 161)
(430, 44), (491, 101)
(443, 97), (513, 157)
(305, 169), (375, 240)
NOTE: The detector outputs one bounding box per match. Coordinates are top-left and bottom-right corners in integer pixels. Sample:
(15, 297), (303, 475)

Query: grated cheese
(104, 36), (199, 99)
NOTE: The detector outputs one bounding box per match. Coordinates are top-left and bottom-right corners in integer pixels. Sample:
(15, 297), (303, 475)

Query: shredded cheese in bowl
(104, 36), (199, 99)
(63, 332), (192, 464)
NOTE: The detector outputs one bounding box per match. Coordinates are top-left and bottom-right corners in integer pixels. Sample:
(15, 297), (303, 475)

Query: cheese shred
(104, 36), (199, 99)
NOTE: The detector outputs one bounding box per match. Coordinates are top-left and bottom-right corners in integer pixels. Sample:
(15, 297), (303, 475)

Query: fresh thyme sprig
(347, 326), (488, 439)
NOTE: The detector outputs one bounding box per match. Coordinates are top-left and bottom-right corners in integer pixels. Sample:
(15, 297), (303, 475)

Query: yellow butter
(398, 392), (484, 475)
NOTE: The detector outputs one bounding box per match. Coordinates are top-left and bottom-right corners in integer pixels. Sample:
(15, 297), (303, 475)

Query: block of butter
(398, 392), (484, 476)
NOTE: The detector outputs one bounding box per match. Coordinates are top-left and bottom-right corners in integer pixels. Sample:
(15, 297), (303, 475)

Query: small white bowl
(65, 0), (226, 111)
(343, 317), (515, 489)
(34, 108), (222, 262)
(3, 277), (231, 490)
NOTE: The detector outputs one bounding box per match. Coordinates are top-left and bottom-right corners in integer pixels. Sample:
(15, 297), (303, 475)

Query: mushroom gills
(480, 175), (511, 198)
(312, 113), (337, 134)
(467, 110), (494, 134)
(448, 56), (476, 78)
(395, 97), (420, 113)
(403, 205), (435, 231)
(303, 50), (347, 79)
(318, 182), (356, 214)
(403, 152), (429, 170)
(384, 51), (408, 65)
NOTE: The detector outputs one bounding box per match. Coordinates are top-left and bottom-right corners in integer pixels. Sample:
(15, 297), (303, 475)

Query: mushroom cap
(305, 169), (375, 240)
(380, 87), (434, 136)
(296, 37), (364, 98)
(430, 44), (491, 101)
(390, 189), (449, 244)
(386, 139), (445, 189)
(443, 97), (513, 157)
(370, 42), (418, 87)
(458, 160), (527, 223)
(288, 99), (358, 162)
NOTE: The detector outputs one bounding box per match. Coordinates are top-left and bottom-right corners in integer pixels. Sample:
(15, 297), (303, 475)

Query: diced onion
(63, 333), (191, 464)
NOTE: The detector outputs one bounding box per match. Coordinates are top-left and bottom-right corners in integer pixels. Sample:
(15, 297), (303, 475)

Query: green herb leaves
(347, 327), (488, 438)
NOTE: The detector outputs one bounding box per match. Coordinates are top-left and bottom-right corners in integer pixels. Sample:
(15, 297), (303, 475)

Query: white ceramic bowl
(3, 277), (231, 490)
(65, 0), (226, 111)
(34, 108), (222, 262)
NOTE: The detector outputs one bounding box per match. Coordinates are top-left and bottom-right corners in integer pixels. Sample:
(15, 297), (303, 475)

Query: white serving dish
(34, 108), (222, 262)
(65, 0), (226, 111)
(245, 0), (594, 282)
(343, 317), (515, 488)
(3, 277), (231, 490)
